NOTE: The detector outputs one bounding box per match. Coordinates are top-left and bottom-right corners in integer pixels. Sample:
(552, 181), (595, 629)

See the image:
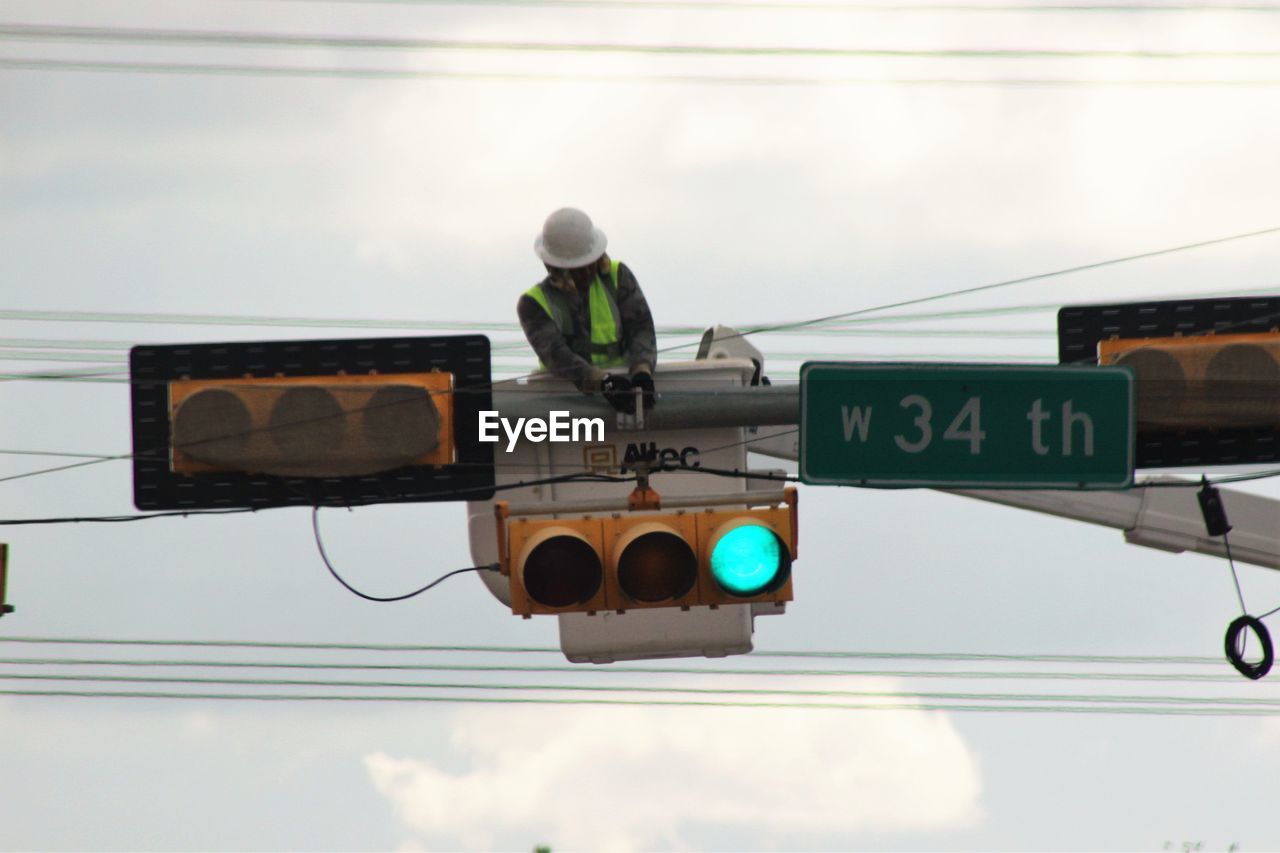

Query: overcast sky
(3, 0), (1280, 850)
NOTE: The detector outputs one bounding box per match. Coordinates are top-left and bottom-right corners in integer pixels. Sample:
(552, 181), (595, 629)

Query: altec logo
(580, 443), (703, 474)
(621, 442), (701, 473)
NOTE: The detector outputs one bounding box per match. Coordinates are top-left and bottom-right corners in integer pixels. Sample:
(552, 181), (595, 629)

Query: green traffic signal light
(709, 523), (790, 597)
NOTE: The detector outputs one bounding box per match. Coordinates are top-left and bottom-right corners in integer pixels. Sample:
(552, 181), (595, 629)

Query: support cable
(1198, 478), (1275, 680)
(311, 505), (498, 602)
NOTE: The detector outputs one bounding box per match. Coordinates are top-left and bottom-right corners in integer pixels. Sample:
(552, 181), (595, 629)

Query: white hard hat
(534, 208), (608, 268)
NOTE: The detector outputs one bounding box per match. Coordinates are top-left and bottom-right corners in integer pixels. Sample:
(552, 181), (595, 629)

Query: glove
(600, 373), (635, 414)
(630, 370), (656, 411)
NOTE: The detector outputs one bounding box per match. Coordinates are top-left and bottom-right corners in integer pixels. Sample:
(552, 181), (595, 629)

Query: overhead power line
(0, 671), (1274, 707)
(0, 347), (1061, 370)
(0, 470), (628, 517)
(1, 285), (1275, 334)
(6, 448), (1280, 528)
(0, 449), (116, 461)
(9, 57), (1280, 87)
(9, 23), (1280, 61)
(722, 226), (1280, 342)
(0, 654), (1249, 682)
(5, 687), (1279, 715)
(0, 636), (1225, 663)
(228, 0), (1280, 11)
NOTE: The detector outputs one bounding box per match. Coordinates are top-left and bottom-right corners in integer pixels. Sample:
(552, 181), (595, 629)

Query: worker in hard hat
(518, 208), (658, 414)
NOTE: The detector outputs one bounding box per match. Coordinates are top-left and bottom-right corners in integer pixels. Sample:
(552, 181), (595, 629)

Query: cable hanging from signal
(311, 504), (499, 601)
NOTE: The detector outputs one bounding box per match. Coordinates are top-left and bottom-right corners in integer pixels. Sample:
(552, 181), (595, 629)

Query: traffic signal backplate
(1058, 296), (1280, 468)
(129, 335), (494, 510)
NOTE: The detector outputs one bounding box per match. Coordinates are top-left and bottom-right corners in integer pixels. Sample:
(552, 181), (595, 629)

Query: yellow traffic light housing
(504, 514), (610, 617)
(1099, 331), (1280, 430)
(1059, 295), (1280, 468)
(606, 513), (701, 611)
(495, 487), (797, 618)
(131, 334), (493, 510)
(168, 371), (454, 477)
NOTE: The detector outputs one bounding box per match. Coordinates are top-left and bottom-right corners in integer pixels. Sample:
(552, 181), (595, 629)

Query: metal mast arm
(492, 381), (1280, 570)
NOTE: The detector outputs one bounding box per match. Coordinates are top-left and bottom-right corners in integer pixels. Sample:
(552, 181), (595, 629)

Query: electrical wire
(8, 58), (1280, 88)
(0, 308), (701, 337)
(218, 0), (1280, 12)
(0, 347), (1063, 367)
(0, 655), (1248, 682)
(656, 227), (1280, 357)
(3, 687), (1279, 714)
(0, 351), (124, 365)
(0, 421), (795, 499)
(1136, 468), (1280, 487)
(0, 452), (137, 486)
(0, 470), (627, 525)
(1259, 602), (1280, 619)
(0, 671), (1273, 708)
(0, 330), (1069, 345)
(0, 368), (126, 384)
(0, 283), (1270, 390)
(2, 286), (1273, 334)
(0, 636), (1227, 663)
(311, 505), (498, 601)
(14, 23), (1280, 61)
(0, 449), (116, 461)
(664, 464), (798, 483)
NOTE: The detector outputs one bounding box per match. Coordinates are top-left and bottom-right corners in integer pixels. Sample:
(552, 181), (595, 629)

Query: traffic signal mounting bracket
(627, 464), (662, 511)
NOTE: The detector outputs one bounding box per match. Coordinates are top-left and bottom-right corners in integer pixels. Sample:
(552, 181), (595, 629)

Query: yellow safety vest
(524, 259), (625, 368)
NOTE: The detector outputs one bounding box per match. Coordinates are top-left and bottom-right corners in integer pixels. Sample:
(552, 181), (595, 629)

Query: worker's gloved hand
(630, 370), (656, 410)
(600, 373), (636, 414)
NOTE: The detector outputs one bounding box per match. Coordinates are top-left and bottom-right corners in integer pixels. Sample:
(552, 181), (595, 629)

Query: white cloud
(365, 680), (982, 851)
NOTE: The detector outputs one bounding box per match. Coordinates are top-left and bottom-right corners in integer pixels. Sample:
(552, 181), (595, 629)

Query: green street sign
(799, 363), (1134, 489)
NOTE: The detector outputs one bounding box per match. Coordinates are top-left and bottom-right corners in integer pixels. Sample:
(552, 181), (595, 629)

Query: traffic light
(695, 506), (794, 607)
(1058, 295), (1280, 468)
(130, 335), (495, 510)
(1098, 331), (1280, 430)
(169, 372), (454, 477)
(495, 489), (796, 618)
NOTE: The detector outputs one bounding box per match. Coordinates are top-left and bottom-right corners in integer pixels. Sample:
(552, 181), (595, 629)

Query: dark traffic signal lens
(172, 388), (252, 464)
(523, 534), (603, 608)
(269, 386), (345, 453)
(362, 385), (440, 459)
(617, 530), (697, 603)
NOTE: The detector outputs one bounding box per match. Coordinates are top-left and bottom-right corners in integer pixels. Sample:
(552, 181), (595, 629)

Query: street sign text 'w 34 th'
(799, 363), (1134, 489)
